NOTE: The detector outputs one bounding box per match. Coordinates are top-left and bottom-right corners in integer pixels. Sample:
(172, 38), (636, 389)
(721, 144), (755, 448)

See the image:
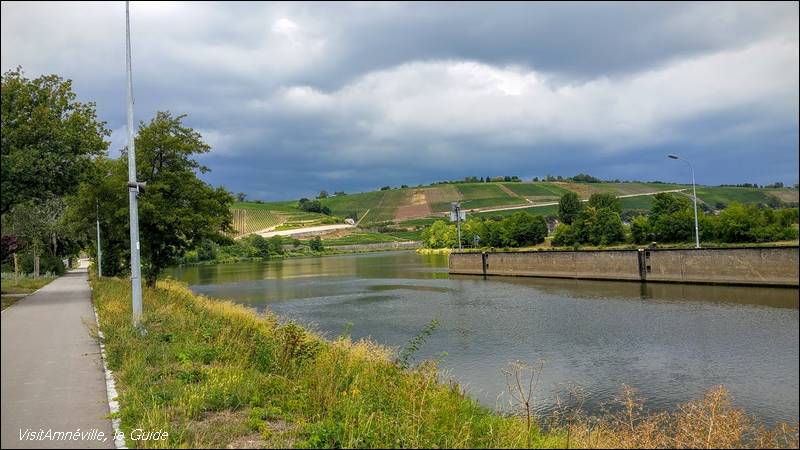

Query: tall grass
(92, 277), (558, 448)
(92, 276), (798, 449)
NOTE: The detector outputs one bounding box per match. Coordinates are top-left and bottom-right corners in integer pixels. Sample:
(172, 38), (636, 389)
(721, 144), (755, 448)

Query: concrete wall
(449, 247), (799, 287)
(643, 247), (799, 286)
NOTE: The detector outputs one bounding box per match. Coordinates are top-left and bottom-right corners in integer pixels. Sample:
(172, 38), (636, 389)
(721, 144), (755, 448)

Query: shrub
(20, 253), (65, 276)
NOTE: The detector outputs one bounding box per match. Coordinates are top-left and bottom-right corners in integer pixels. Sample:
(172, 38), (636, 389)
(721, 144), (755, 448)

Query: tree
(630, 215), (654, 244)
(588, 208), (625, 245)
(558, 192), (583, 224)
(318, 190), (328, 199)
(552, 223), (579, 247)
(651, 193), (691, 219)
(268, 236), (284, 255)
(588, 192), (621, 213)
(421, 220), (457, 248)
(500, 212), (548, 247)
(69, 112), (234, 286)
(309, 236), (324, 252)
(1, 68), (110, 215)
(236, 192), (247, 202)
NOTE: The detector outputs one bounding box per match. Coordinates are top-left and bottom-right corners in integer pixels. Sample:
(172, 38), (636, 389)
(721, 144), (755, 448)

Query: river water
(166, 251), (799, 424)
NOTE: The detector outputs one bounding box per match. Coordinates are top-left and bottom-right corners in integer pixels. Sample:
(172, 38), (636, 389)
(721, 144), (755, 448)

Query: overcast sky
(2, 1), (798, 199)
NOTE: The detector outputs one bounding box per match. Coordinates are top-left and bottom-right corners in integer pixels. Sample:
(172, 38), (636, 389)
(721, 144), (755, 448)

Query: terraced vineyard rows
(230, 208), (283, 237)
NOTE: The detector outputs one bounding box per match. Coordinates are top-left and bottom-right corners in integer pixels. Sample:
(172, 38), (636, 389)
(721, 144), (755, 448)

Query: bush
(309, 236), (324, 252)
(19, 253), (65, 276)
(552, 223), (574, 246)
(197, 240), (219, 261)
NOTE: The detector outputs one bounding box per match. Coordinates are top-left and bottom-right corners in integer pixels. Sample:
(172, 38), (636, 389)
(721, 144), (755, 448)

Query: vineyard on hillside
(229, 209), (283, 237)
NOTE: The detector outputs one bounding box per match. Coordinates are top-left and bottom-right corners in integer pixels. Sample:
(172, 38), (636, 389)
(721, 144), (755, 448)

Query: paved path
(255, 223), (355, 238)
(441, 188), (689, 215)
(1, 270), (114, 449)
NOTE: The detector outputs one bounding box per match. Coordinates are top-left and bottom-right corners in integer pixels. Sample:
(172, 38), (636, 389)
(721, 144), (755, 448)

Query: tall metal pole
(96, 201), (102, 277)
(667, 154), (700, 249)
(126, 1), (143, 327)
(456, 203), (462, 249)
(689, 164), (700, 249)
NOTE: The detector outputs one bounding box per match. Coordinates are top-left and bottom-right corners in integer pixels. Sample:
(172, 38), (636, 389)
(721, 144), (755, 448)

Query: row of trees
(2, 68), (235, 285)
(555, 191), (798, 247)
(421, 190), (798, 250)
(629, 198), (798, 244)
(422, 211), (548, 249)
(298, 198), (332, 215)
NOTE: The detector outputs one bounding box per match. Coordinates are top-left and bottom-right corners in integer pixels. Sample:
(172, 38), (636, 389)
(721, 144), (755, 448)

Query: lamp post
(96, 201), (102, 277)
(667, 154), (700, 248)
(126, 1), (144, 327)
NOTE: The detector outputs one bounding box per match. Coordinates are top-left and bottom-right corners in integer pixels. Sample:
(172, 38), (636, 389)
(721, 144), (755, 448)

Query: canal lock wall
(448, 246), (799, 287)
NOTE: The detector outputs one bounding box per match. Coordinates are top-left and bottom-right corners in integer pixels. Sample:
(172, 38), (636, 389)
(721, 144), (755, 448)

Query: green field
(502, 182), (570, 198)
(318, 191), (387, 220)
(694, 187), (776, 208)
(309, 231), (407, 246)
(619, 195), (655, 210)
(476, 204), (559, 219)
(451, 184), (524, 210)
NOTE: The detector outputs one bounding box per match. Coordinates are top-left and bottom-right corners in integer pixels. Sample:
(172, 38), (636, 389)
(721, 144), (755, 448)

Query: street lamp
(126, 1), (144, 327)
(667, 154), (700, 248)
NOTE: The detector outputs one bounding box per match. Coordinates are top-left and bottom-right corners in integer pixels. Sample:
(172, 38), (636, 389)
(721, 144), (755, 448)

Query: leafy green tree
(69, 113), (233, 285)
(134, 112), (234, 285)
(650, 193), (692, 219)
(653, 209), (694, 243)
(1, 68), (109, 215)
(588, 192), (621, 214)
(67, 157), (131, 276)
(421, 220), (457, 248)
(558, 192), (583, 225)
(500, 212), (548, 247)
(268, 236), (284, 255)
(630, 215), (654, 244)
(236, 192), (247, 202)
(589, 208), (625, 245)
(551, 223), (574, 247)
(3, 198), (68, 271)
(197, 239), (219, 261)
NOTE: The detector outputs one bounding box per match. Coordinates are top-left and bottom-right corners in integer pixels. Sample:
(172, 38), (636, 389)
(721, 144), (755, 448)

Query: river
(166, 251), (799, 425)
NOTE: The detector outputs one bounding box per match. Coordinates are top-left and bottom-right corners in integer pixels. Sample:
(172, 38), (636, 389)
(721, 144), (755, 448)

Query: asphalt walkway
(1, 269), (114, 449)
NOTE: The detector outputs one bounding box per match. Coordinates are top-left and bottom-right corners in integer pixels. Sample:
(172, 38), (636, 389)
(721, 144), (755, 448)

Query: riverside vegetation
(422, 192), (799, 250)
(92, 274), (799, 449)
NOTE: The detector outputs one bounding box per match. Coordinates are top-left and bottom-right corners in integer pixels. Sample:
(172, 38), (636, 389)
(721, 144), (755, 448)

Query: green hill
(233, 182), (798, 234)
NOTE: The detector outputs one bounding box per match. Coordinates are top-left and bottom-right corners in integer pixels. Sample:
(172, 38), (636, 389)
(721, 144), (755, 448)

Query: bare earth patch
(394, 189), (433, 220)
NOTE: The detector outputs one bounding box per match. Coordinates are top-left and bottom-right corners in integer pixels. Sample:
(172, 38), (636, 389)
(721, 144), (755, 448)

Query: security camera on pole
(450, 202), (465, 249)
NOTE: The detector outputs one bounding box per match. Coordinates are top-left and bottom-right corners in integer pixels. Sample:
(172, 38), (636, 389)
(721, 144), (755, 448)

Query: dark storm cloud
(2, 1), (798, 199)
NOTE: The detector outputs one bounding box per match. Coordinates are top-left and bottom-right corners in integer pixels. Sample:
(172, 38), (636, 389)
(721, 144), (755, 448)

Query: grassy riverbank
(92, 276), (561, 448)
(91, 276), (798, 448)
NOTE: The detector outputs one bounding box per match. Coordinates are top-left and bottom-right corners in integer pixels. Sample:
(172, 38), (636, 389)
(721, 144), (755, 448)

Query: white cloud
(272, 36), (798, 155)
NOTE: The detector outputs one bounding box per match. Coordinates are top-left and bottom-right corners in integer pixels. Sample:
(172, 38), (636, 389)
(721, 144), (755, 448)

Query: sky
(2, 1), (798, 200)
